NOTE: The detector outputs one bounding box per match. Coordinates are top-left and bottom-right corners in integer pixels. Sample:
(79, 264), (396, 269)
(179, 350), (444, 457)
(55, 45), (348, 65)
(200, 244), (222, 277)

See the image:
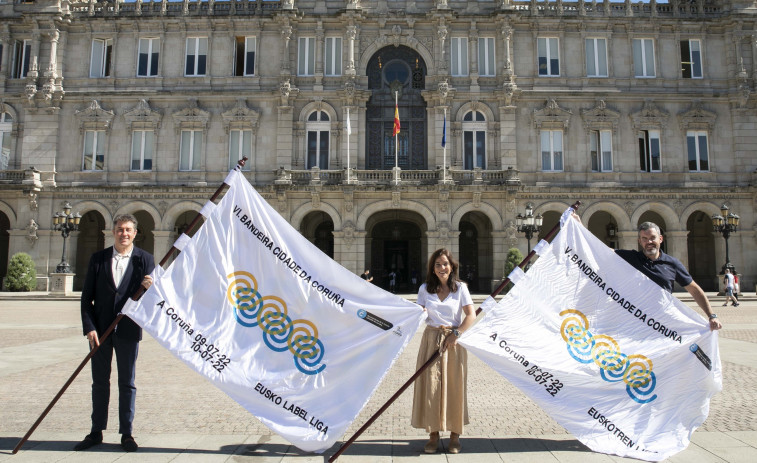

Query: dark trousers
(90, 333), (139, 435)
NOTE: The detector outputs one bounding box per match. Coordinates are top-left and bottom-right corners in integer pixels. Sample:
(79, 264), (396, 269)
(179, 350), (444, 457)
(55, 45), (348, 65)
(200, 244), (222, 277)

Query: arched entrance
(74, 211), (106, 290)
(0, 212), (9, 290)
(366, 210), (426, 293)
(686, 211), (716, 291)
(366, 45), (427, 170)
(459, 211), (493, 293)
(300, 211), (334, 258)
(587, 211), (619, 249)
(538, 211), (562, 243)
(174, 210), (203, 239)
(133, 211), (155, 256)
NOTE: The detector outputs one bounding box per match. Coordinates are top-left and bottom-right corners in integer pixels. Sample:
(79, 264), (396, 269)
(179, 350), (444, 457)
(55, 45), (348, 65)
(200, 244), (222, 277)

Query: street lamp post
(516, 203), (543, 254)
(711, 204), (739, 275)
(52, 202), (82, 273)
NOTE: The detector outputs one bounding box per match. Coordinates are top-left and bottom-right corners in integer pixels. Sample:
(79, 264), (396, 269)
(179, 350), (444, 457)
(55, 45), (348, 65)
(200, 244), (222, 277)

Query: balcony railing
(63, 0), (724, 19)
(273, 167), (522, 187)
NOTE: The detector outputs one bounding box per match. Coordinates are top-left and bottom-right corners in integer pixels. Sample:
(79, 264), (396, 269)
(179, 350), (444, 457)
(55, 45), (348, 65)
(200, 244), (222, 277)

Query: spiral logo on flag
(560, 309), (657, 404)
(227, 271), (326, 375)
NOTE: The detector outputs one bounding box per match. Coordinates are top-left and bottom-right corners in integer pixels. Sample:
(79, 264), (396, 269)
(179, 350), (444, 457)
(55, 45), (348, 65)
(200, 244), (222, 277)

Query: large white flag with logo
(459, 209), (721, 461)
(122, 169), (425, 453)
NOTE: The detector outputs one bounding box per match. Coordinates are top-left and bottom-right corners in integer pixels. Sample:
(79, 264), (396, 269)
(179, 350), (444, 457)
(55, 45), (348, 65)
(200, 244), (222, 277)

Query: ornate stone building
(0, 0), (755, 293)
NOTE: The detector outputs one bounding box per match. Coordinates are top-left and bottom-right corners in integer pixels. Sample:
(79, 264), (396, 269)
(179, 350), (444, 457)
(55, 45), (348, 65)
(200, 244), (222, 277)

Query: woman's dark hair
(424, 248), (459, 294)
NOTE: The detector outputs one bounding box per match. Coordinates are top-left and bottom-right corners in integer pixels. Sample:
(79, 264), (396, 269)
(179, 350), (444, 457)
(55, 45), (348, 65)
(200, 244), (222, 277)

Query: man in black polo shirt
(615, 221), (722, 331)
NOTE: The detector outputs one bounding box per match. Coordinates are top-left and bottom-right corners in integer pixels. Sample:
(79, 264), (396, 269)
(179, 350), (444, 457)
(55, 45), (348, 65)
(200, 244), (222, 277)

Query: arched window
(306, 111), (330, 169)
(0, 112), (13, 170)
(462, 110), (486, 170)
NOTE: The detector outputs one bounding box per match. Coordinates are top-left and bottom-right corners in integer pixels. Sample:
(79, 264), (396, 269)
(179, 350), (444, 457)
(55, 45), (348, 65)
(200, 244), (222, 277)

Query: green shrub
(501, 247), (525, 295)
(6, 252), (37, 292)
(504, 247), (524, 277)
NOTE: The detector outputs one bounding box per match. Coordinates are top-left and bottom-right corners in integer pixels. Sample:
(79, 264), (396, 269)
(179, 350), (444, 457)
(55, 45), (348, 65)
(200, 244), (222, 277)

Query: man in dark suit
(75, 214), (155, 452)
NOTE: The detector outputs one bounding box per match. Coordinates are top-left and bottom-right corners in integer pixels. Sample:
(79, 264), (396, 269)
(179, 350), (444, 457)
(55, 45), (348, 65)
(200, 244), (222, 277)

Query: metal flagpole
(328, 201), (582, 462)
(12, 158), (249, 455)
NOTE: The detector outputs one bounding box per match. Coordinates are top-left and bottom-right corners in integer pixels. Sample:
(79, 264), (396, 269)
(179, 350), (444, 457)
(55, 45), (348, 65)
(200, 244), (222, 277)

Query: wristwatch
(452, 329), (461, 337)
(708, 314), (718, 319)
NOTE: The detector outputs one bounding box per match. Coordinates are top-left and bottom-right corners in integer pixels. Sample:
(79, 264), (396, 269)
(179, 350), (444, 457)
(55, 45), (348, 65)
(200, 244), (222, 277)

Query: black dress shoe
(121, 434), (138, 452)
(73, 431), (103, 451)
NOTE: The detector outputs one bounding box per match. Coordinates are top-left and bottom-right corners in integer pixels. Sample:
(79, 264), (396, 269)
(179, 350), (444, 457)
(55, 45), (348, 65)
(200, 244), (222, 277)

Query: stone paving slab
(1, 295), (755, 462)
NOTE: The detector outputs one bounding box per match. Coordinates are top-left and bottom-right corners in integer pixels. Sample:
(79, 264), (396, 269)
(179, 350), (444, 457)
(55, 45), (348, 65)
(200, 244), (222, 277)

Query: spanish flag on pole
(392, 101), (400, 137)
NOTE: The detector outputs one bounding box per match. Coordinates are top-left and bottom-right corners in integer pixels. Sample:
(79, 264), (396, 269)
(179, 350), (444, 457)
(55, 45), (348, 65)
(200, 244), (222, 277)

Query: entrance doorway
(366, 211), (426, 293)
(687, 211), (716, 291)
(74, 211), (105, 290)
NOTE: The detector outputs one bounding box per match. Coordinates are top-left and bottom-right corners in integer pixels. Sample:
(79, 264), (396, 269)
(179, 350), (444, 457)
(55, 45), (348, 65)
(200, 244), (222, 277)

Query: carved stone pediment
(678, 101), (716, 131)
(124, 99), (162, 130)
(221, 99), (259, 133)
(533, 98), (571, 129)
(172, 98), (210, 132)
(630, 99), (669, 130)
(75, 99), (115, 131)
(581, 99), (620, 132)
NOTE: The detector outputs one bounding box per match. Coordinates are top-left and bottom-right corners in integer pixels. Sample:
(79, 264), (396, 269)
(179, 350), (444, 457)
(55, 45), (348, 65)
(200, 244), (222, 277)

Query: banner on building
(122, 169), (426, 453)
(459, 211), (721, 461)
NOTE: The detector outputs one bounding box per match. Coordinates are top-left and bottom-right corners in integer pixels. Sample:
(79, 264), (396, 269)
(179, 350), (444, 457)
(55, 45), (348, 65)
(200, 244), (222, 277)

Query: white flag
(123, 170), (425, 453)
(459, 211), (721, 461)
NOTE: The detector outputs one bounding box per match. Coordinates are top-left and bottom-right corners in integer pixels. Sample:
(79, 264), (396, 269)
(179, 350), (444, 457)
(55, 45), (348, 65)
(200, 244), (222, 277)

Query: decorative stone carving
(505, 220), (518, 248)
(439, 189), (449, 213)
(156, 201), (168, 216)
(630, 99), (669, 131)
(533, 99), (572, 129)
(344, 189), (354, 212)
(391, 25), (402, 47)
(341, 220), (356, 248)
(75, 100), (115, 133)
(221, 99), (260, 133)
(581, 99), (621, 132)
(28, 191), (38, 211)
(172, 98), (210, 134)
(623, 201), (635, 217)
(678, 101), (716, 131)
(124, 99), (162, 130)
(26, 219), (39, 244)
(392, 190), (401, 207)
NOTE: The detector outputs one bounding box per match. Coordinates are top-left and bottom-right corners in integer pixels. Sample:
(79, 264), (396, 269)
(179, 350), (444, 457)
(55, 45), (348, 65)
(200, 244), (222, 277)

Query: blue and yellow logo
(227, 271), (326, 375)
(560, 309), (657, 404)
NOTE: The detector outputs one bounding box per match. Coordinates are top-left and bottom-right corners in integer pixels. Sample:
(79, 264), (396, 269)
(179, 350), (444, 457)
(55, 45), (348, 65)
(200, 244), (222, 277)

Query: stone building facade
(0, 0), (755, 293)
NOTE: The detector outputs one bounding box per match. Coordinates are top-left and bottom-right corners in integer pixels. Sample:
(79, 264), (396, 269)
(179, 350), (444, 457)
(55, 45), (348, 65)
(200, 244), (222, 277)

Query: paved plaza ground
(1, 292), (756, 462)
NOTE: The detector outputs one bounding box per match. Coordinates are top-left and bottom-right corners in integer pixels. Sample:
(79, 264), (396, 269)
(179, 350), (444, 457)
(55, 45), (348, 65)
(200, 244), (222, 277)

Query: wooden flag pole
(328, 200), (581, 462)
(12, 158), (248, 455)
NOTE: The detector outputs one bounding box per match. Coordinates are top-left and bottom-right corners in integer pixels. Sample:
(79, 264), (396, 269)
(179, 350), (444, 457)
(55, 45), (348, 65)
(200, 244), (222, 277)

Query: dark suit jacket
(81, 246), (155, 341)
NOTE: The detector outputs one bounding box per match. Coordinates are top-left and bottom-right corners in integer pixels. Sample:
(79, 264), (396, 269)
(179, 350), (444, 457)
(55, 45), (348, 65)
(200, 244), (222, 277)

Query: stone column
(280, 23), (293, 74)
(666, 230), (689, 269)
(617, 231), (637, 252)
(491, 230), (509, 291)
(345, 26), (357, 75)
(469, 29), (479, 88)
(315, 27), (324, 89)
(152, 230), (174, 264)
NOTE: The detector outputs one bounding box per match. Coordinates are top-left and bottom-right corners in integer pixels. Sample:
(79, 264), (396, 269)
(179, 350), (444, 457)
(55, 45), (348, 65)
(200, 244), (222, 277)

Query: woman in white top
(411, 248), (476, 454)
